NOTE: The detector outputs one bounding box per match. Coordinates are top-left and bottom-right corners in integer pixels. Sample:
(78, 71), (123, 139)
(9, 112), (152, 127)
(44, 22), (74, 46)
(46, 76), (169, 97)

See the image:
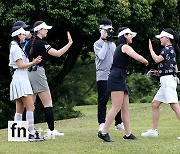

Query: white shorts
(153, 75), (178, 104)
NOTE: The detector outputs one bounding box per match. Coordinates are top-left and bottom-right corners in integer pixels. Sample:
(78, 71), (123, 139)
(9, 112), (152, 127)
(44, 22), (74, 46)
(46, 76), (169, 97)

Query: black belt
(28, 65), (43, 72)
(9, 66), (17, 76)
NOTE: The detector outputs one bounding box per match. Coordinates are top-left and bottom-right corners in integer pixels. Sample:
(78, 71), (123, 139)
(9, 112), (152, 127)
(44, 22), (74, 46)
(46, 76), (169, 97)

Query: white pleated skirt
(10, 69), (33, 101)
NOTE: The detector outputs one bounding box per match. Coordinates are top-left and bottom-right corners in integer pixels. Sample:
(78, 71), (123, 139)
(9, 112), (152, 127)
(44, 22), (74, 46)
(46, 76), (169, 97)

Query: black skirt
(107, 67), (130, 94)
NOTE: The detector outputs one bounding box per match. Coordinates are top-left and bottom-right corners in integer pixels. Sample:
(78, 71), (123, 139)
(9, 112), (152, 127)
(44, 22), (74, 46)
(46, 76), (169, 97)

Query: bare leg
(38, 90), (52, 107)
(151, 100), (161, 129)
(102, 91), (124, 133)
(14, 99), (24, 121)
(121, 93), (131, 135)
(32, 93), (37, 104)
(16, 99), (24, 113)
(21, 95), (35, 111)
(170, 103), (180, 120)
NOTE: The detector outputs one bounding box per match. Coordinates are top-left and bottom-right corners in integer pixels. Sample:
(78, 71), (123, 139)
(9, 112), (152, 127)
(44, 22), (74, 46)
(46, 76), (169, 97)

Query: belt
(28, 65), (43, 72)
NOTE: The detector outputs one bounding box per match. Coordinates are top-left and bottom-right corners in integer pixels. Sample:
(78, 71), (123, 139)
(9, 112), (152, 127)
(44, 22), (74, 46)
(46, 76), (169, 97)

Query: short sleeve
(160, 48), (168, 59)
(40, 41), (51, 53)
(11, 44), (22, 61)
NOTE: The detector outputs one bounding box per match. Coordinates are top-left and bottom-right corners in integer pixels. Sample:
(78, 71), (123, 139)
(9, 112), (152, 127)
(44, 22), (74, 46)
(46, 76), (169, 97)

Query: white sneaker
(51, 129), (64, 136)
(45, 129), (64, 139)
(99, 123), (105, 131)
(115, 123), (125, 130)
(177, 137), (180, 140)
(141, 129), (158, 137)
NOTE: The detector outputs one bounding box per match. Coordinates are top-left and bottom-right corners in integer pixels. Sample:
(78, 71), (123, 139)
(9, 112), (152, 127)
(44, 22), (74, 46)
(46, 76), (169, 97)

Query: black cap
(13, 21), (29, 29)
(98, 18), (112, 26)
(11, 26), (22, 33)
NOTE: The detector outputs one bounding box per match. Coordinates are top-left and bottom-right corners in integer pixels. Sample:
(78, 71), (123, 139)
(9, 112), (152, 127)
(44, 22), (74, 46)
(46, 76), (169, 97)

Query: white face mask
(100, 29), (107, 38)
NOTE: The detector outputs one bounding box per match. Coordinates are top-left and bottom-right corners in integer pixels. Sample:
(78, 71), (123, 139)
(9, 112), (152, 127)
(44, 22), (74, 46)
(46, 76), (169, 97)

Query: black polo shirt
(25, 36), (51, 67)
(112, 43), (130, 69)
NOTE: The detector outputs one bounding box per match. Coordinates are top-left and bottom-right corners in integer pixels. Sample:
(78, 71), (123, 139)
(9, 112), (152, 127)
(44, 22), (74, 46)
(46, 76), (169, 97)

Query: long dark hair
(11, 36), (21, 49)
(30, 21), (44, 54)
(10, 26), (22, 49)
(164, 28), (180, 57)
(116, 27), (128, 45)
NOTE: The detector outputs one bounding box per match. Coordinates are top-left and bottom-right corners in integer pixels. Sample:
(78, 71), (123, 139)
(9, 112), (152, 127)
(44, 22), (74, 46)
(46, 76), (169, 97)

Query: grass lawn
(0, 103), (180, 154)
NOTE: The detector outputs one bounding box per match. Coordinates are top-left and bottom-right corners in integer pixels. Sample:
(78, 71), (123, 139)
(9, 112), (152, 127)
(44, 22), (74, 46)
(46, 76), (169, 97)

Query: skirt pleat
(10, 70), (33, 101)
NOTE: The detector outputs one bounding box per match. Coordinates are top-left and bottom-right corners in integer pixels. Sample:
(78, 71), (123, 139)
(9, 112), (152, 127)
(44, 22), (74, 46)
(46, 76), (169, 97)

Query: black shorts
(107, 67), (130, 94)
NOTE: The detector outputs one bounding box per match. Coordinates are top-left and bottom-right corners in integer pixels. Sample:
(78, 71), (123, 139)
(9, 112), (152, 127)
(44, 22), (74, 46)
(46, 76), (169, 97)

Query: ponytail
(30, 32), (37, 54)
(30, 21), (44, 54)
(11, 36), (21, 49)
(172, 32), (180, 57)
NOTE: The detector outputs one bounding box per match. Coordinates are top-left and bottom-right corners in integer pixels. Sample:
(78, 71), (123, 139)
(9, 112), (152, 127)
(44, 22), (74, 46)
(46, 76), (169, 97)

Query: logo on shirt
(45, 45), (51, 49)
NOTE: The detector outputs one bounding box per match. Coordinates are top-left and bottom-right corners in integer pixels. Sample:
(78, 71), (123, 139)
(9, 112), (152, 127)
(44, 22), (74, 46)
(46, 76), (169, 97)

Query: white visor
(99, 24), (113, 30)
(155, 31), (174, 39)
(34, 22), (52, 32)
(25, 31), (30, 35)
(118, 28), (137, 38)
(11, 27), (26, 37)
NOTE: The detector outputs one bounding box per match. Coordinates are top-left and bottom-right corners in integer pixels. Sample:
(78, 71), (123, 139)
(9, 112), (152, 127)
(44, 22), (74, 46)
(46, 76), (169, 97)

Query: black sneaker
(98, 131), (114, 142)
(29, 131), (45, 142)
(123, 133), (137, 140)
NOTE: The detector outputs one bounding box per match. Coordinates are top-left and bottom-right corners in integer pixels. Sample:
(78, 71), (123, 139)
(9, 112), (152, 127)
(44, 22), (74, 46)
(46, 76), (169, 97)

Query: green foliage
(176, 84), (180, 99)
(0, 75), (15, 128)
(54, 105), (82, 120)
(127, 73), (159, 103)
(0, 0), (180, 128)
(0, 101), (15, 128)
(1, 1), (35, 26)
(139, 95), (154, 104)
(48, 57), (97, 106)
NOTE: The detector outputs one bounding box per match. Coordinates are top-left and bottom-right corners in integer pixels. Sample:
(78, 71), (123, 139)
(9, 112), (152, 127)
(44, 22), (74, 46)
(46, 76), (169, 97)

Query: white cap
(11, 27), (26, 37)
(155, 31), (174, 39)
(34, 22), (52, 32)
(118, 28), (137, 38)
(99, 24), (113, 30)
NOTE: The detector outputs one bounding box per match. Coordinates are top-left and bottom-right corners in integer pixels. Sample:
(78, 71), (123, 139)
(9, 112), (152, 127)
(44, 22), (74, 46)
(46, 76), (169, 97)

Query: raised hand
(67, 31), (73, 45)
(149, 39), (153, 52)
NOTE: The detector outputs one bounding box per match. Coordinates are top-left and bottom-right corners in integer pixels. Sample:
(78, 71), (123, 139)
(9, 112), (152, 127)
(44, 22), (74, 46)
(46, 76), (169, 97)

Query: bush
(54, 60), (97, 106)
(0, 101), (15, 128)
(127, 73), (159, 103)
(54, 105), (82, 120)
(139, 95), (153, 103)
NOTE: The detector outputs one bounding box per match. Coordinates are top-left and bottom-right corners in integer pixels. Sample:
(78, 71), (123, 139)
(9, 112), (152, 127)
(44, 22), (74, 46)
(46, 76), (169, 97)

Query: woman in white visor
(141, 28), (180, 138)
(25, 21), (73, 138)
(9, 26), (43, 141)
(98, 27), (148, 142)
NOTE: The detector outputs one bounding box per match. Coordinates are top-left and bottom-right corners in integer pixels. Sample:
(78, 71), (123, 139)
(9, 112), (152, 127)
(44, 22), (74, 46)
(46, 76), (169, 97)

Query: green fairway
(0, 103), (180, 154)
